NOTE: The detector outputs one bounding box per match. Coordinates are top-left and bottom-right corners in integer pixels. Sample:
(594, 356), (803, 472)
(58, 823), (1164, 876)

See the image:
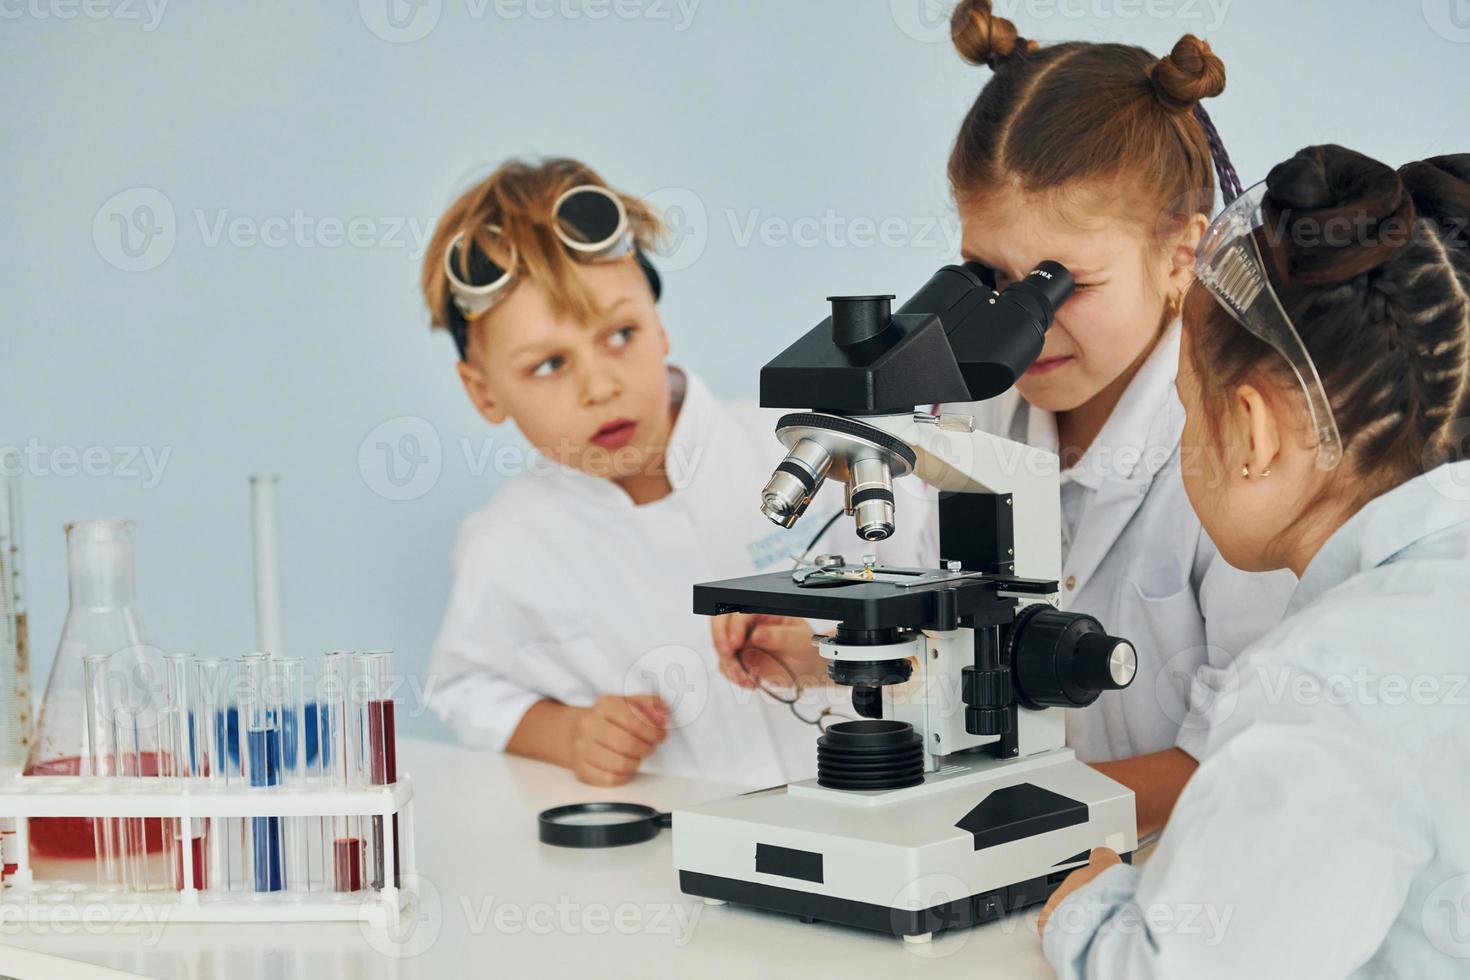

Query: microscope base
(673, 748), (1135, 939)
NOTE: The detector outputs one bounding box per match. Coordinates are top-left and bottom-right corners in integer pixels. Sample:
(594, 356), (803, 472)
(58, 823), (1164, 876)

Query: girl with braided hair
(1038, 145), (1470, 977)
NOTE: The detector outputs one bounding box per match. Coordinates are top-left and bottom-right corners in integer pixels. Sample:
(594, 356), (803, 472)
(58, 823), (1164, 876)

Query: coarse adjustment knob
(1007, 606), (1137, 710)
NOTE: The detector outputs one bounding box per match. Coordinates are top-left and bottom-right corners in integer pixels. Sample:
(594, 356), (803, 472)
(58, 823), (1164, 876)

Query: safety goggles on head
(444, 184), (638, 320)
(1195, 179), (1344, 470)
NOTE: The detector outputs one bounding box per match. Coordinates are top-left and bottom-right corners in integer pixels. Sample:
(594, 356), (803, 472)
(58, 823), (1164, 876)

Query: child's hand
(569, 694), (668, 787)
(1036, 848), (1122, 936)
(711, 613), (826, 689)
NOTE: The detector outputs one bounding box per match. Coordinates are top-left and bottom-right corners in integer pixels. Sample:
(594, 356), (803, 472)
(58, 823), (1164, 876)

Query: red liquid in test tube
(334, 837), (363, 891)
(368, 698), (399, 889)
(174, 831), (207, 891)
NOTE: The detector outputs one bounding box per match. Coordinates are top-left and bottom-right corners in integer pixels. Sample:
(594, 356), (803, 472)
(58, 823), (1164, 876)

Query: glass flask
(25, 519), (163, 859)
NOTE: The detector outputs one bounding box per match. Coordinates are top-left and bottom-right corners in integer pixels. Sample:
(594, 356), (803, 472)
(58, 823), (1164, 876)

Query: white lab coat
(939, 320), (1296, 762)
(429, 368), (860, 789)
(1044, 460), (1470, 978)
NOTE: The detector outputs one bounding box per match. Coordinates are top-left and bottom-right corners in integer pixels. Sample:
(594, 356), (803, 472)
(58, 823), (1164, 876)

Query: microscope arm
(864, 414), (1063, 581)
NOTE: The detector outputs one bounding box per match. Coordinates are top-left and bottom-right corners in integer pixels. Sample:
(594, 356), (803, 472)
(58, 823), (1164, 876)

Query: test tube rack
(0, 771), (415, 925)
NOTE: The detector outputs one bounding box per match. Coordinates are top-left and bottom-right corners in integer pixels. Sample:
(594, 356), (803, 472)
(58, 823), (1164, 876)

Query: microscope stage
(693, 567), (1056, 630)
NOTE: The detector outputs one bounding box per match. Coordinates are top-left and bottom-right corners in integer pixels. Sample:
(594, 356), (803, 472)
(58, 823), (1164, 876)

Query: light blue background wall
(3, 0), (1466, 741)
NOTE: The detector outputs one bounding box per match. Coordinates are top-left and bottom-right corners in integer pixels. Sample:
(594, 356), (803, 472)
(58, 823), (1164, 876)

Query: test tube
(320, 651), (362, 892)
(249, 476), (283, 657)
(117, 650), (172, 890)
(235, 652), (262, 890)
(275, 657), (310, 892)
(111, 705), (146, 890)
(164, 653), (205, 891)
(359, 651), (399, 891)
(241, 654), (282, 892)
(82, 653), (118, 888)
(194, 657), (232, 894)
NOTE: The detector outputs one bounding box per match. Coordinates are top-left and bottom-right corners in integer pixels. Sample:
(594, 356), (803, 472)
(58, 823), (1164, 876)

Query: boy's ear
(457, 360), (509, 425)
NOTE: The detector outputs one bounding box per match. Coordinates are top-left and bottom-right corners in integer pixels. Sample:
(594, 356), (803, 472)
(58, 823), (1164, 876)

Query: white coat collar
(536, 365), (714, 507)
(1288, 460), (1470, 614)
(1002, 320), (1185, 593)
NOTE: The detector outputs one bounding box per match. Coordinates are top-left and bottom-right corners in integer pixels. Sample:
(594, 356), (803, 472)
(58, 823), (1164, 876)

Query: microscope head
(756, 261), (1074, 541)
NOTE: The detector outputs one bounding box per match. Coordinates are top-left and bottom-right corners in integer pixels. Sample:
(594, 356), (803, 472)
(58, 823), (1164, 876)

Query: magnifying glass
(537, 803), (672, 848)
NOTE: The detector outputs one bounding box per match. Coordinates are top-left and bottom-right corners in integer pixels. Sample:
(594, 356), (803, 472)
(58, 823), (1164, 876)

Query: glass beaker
(25, 519), (160, 859)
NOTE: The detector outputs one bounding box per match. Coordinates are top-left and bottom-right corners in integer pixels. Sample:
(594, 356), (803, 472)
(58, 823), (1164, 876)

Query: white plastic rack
(0, 771), (415, 925)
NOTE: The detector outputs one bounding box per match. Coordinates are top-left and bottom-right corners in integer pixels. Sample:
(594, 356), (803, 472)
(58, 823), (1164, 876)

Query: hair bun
(1398, 154), (1470, 251)
(951, 0), (1037, 69)
(1260, 144), (1418, 286)
(1150, 35), (1225, 112)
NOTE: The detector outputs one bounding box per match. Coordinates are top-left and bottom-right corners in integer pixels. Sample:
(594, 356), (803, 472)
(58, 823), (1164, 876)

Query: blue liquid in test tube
(247, 723), (282, 892)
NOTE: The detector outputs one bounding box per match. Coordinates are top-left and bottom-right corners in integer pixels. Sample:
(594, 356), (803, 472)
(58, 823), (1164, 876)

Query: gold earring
(1241, 464), (1250, 479)
(1261, 467), (1271, 478)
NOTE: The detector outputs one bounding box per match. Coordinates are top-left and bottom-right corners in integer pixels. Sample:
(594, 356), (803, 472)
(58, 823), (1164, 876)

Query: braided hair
(1187, 145), (1470, 495)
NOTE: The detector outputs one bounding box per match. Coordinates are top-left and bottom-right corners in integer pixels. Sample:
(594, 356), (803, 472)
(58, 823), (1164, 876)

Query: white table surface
(0, 738), (1057, 979)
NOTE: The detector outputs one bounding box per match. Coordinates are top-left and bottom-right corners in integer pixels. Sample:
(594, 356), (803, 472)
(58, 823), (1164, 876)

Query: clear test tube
(194, 657), (232, 894)
(249, 475), (283, 658)
(130, 655), (170, 893)
(234, 651), (264, 891)
(240, 655), (282, 893)
(312, 654), (337, 892)
(275, 657), (310, 892)
(320, 651), (362, 891)
(163, 653), (204, 892)
(111, 705), (146, 890)
(358, 651), (399, 891)
(82, 653), (118, 889)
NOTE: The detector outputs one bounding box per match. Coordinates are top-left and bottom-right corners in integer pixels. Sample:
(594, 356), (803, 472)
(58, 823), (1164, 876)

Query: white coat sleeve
(1043, 721), (1431, 979)
(427, 524), (547, 752)
(1174, 534), (1295, 760)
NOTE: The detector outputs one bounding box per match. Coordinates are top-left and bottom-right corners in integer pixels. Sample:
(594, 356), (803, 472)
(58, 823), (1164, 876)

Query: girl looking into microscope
(1039, 143), (1470, 979)
(713, 2), (1294, 836)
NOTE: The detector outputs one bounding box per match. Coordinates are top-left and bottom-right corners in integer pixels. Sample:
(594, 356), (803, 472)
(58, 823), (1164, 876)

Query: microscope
(672, 262), (1139, 942)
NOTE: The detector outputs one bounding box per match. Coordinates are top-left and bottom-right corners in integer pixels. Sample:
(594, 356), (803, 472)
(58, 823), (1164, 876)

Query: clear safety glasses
(1195, 179), (1344, 470)
(444, 184), (638, 318)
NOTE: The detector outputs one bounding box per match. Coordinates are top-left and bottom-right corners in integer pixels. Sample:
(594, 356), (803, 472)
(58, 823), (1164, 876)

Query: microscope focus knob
(1074, 631), (1138, 691)
(1008, 606), (1137, 710)
(962, 664), (1012, 736)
